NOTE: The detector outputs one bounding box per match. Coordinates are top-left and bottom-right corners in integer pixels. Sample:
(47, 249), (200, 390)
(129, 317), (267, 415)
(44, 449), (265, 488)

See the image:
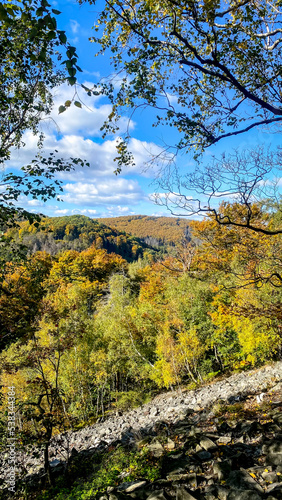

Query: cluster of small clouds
(7, 82), (169, 218)
(62, 178), (144, 206)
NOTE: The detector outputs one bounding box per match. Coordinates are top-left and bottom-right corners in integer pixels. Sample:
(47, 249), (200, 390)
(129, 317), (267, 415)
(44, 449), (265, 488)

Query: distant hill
(7, 215), (156, 262)
(100, 215), (190, 247)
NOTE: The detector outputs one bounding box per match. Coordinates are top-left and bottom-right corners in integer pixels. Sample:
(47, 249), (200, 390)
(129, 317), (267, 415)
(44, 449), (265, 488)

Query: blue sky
(8, 0), (281, 219)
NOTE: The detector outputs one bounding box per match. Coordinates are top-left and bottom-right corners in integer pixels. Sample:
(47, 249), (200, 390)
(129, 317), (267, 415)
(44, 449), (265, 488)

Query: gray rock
(204, 484), (219, 500)
(1, 360), (282, 486)
(166, 468), (186, 477)
(217, 485), (230, 500)
(147, 440), (164, 457)
(49, 459), (61, 468)
(217, 436), (232, 444)
(168, 473), (197, 488)
(167, 438), (175, 450)
(273, 414), (282, 425)
(109, 494), (127, 500)
(266, 454), (282, 466)
(196, 450), (212, 461)
(213, 461), (232, 480)
(261, 471), (278, 482)
(200, 436), (217, 451)
(226, 471), (264, 493)
(147, 490), (168, 500)
(263, 441), (282, 454)
(175, 486), (197, 500)
(266, 482), (282, 493)
(227, 490), (262, 500)
(119, 481), (147, 493)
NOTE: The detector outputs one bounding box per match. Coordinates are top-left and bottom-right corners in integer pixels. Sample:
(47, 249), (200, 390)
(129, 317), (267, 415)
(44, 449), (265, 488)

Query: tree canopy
(155, 147), (282, 235)
(0, 0), (81, 164)
(86, 0), (282, 233)
(90, 0), (282, 157)
(0, 0), (85, 231)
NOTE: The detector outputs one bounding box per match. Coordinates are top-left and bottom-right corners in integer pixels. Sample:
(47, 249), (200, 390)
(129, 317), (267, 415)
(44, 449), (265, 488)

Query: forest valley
(0, 204), (282, 482)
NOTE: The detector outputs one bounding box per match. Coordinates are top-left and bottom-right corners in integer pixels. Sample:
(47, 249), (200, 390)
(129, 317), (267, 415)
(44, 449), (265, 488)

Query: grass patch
(38, 443), (162, 500)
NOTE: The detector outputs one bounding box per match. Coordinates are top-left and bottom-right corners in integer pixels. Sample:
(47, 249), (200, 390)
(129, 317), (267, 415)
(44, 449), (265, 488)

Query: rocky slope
(1, 361), (282, 499)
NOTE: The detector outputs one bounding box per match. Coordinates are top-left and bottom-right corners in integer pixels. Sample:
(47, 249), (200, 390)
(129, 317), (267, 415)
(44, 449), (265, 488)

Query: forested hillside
(1, 202), (281, 494)
(5, 215), (156, 262)
(101, 215), (190, 247)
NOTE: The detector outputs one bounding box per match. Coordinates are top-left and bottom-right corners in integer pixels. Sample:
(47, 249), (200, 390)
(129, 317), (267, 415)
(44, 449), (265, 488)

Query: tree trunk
(214, 345), (224, 371)
(44, 424), (54, 486)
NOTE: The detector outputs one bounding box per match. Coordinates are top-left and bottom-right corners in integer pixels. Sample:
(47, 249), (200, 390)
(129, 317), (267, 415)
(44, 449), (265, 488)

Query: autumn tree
(190, 202), (282, 286)
(88, 0), (282, 156)
(155, 147), (282, 234)
(84, 0), (282, 233)
(0, 252), (53, 350)
(0, 0), (87, 231)
(47, 246), (127, 289)
(210, 286), (282, 367)
(0, 310), (73, 485)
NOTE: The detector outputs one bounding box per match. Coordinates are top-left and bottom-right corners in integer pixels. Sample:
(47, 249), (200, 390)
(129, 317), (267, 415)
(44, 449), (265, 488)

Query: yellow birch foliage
(176, 328), (206, 370)
(210, 287), (280, 365)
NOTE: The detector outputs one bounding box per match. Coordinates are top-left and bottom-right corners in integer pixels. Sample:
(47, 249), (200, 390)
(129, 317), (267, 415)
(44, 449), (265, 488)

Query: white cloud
(47, 82), (133, 138)
(69, 36), (79, 44)
(4, 82), (170, 217)
(150, 191), (198, 215)
(83, 70), (101, 78)
(115, 206), (129, 213)
(128, 138), (167, 176)
(8, 129), (164, 184)
(150, 211), (170, 217)
(101, 207), (136, 217)
(52, 208), (98, 216)
(7, 83), (168, 182)
(26, 199), (45, 207)
(74, 209), (97, 215)
(17, 196), (45, 208)
(70, 20), (80, 34)
(62, 178), (144, 206)
(106, 206), (130, 214)
(54, 209), (70, 215)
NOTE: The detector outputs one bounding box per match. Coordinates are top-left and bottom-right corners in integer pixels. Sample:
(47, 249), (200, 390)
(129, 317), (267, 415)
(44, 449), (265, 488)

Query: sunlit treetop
(0, 0), (86, 231)
(86, 0), (282, 161)
(0, 0), (82, 164)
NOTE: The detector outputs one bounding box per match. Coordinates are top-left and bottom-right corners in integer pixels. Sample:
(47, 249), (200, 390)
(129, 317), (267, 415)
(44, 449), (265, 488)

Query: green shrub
(40, 443), (161, 500)
(112, 390), (149, 411)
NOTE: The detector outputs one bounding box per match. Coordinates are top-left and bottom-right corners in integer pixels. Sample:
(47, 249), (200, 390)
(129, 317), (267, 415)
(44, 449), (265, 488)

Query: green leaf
(68, 68), (77, 77)
(0, 5), (9, 21)
(74, 101), (82, 108)
(59, 31), (67, 44)
(58, 105), (66, 114)
(67, 76), (76, 85)
(66, 46), (76, 58)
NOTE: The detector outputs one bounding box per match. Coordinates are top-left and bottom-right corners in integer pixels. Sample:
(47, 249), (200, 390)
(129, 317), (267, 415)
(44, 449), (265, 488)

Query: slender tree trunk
(214, 345), (224, 371)
(44, 424), (54, 486)
(101, 385), (105, 418)
(185, 361), (197, 383)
